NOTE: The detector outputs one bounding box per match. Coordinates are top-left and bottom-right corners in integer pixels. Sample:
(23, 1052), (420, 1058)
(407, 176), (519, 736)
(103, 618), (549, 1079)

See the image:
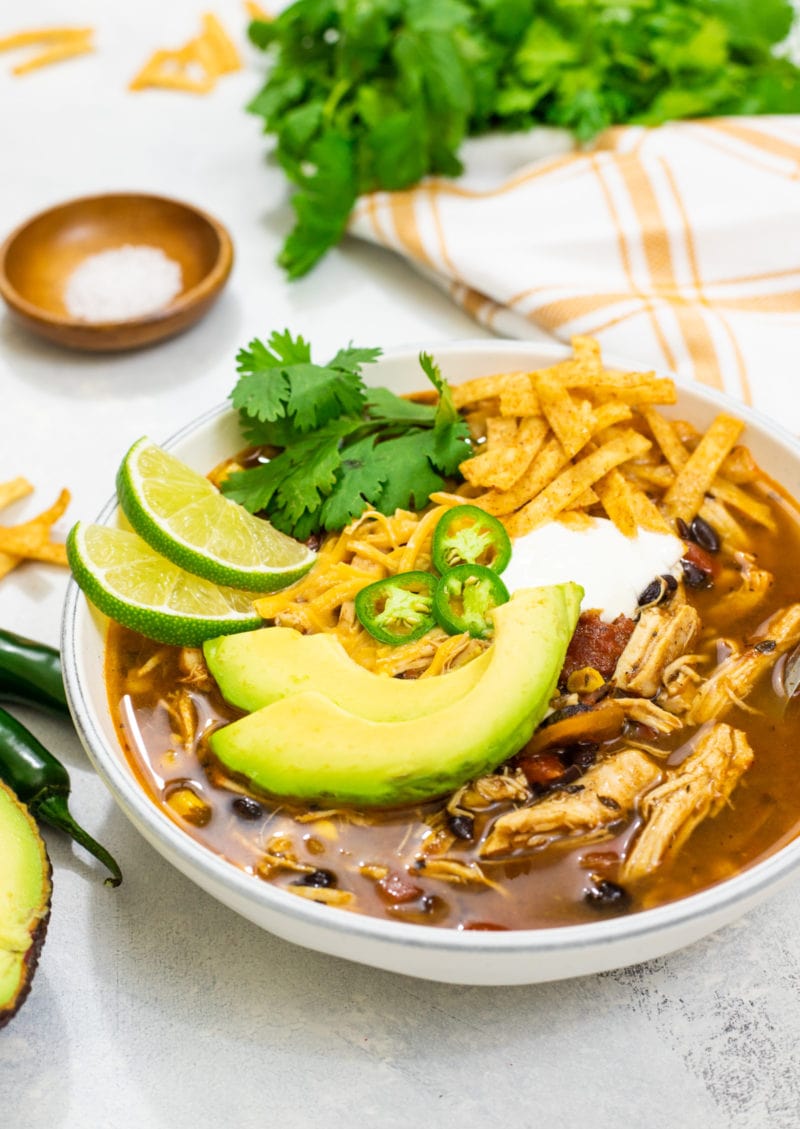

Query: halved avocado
(203, 625), (492, 721)
(0, 781), (51, 1028)
(210, 583), (582, 807)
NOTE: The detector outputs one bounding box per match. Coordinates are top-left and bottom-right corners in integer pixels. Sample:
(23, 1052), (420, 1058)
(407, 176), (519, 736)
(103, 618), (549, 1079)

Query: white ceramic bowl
(61, 341), (800, 985)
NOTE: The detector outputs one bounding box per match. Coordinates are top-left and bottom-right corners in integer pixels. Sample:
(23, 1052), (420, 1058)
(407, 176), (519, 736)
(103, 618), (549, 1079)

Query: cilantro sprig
(248, 0), (800, 278)
(221, 332), (472, 539)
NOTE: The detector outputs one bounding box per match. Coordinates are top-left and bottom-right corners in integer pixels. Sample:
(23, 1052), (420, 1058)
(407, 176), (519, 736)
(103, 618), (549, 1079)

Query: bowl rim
(61, 338), (800, 959)
(0, 190), (234, 332)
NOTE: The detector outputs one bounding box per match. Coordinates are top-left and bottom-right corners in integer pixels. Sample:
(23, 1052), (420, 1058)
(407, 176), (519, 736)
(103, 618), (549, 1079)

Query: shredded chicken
(621, 723), (754, 883)
(178, 647), (215, 692)
(614, 604), (701, 698)
(454, 770), (531, 812)
(716, 552), (774, 622)
(164, 689), (197, 750)
(416, 858), (502, 891)
(689, 603), (800, 724)
(613, 697), (685, 736)
(480, 749), (662, 858)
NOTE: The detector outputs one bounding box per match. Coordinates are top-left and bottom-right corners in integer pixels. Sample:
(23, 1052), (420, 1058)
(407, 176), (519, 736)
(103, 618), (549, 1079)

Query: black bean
(689, 515), (721, 553)
(584, 878), (630, 909)
(637, 578), (662, 607)
(676, 517), (691, 539)
(447, 814), (475, 841)
(681, 558), (713, 589)
(571, 746), (598, 772)
(637, 573), (679, 609)
(292, 868), (337, 888)
(754, 639), (777, 654)
(232, 796), (264, 821)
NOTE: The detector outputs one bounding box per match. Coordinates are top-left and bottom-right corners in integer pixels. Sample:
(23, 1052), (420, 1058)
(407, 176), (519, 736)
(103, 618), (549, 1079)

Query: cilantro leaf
(231, 329), (372, 432)
(319, 434), (389, 528)
(226, 332), (473, 537)
(368, 431), (450, 514)
(365, 386), (437, 425)
(221, 417), (359, 519)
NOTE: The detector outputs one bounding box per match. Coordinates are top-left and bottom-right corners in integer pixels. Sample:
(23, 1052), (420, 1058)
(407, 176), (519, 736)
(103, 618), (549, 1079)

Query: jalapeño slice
(433, 564), (510, 639)
(432, 505), (512, 576)
(355, 571), (437, 645)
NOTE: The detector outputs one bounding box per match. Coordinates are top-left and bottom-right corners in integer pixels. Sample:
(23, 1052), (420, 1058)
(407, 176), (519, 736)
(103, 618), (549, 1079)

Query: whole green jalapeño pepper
(433, 564), (510, 639)
(0, 627), (68, 714)
(431, 505), (512, 576)
(0, 706), (122, 887)
(355, 571), (437, 645)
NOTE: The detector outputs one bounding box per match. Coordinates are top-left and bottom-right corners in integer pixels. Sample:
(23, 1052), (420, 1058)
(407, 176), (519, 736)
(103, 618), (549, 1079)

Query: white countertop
(1, 3), (799, 1126)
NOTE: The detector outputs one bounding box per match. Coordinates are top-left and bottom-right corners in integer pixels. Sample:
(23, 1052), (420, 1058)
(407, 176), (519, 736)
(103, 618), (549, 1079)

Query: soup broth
(106, 484), (800, 931)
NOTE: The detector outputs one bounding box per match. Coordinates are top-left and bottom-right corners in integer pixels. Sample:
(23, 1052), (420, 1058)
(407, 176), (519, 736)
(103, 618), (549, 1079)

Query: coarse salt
(64, 244), (183, 323)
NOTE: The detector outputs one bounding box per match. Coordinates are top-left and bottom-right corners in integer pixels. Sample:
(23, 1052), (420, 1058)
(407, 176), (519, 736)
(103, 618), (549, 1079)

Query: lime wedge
(67, 523), (263, 646)
(116, 437), (316, 592)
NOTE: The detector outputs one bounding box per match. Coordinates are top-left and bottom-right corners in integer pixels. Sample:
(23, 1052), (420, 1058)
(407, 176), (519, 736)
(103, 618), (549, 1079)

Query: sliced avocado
(0, 781), (51, 1028)
(203, 626), (492, 721)
(210, 583), (582, 806)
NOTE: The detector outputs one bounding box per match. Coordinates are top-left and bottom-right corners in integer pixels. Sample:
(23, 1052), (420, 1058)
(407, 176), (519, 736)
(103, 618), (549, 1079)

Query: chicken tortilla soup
(93, 337), (800, 931)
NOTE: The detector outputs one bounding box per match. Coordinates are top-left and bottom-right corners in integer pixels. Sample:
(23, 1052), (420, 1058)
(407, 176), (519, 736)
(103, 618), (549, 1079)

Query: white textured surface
(0, 1), (799, 1125)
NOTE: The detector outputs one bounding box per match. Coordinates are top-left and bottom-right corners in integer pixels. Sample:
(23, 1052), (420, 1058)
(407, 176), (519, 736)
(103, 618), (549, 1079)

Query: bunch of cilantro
(220, 331), (472, 539)
(248, 0), (800, 278)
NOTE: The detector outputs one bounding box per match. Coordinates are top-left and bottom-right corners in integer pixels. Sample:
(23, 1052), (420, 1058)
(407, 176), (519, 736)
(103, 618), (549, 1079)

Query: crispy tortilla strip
(0, 488), (71, 570)
(662, 414), (745, 524)
(505, 431), (651, 537)
(698, 497), (747, 550)
(498, 372), (539, 417)
(12, 35), (93, 75)
(709, 477), (776, 530)
(245, 1), (270, 18)
(596, 468), (671, 536)
(639, 406), (689, 473)
(536, 373), (594, 457)
(0, 26), (91, 50)
(481, 749), (661, 858)
(621, 724), (753, 883)
(131, 43), (217, 92)
(0, 477), (33, 510)
(474, 437), (568, 517)
(623, 463), (675, 491)
(200, 13), (241, 73)
(452, 372), (540, 413)
(721, 446), (759, 485)
(485, 416), (518, 447)
(590, 401), (633, 433)
(689, 603), (800, 724)
(592, 381), (677, 407)
(461, 415), (549, 491)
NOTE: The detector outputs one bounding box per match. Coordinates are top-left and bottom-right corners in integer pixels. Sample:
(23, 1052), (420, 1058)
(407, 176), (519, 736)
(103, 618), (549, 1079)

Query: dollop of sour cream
(502, 517), (684, 622)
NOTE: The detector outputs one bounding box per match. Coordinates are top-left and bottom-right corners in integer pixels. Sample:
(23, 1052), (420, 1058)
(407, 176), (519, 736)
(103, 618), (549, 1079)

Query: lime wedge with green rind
(116, 437), (316, 592)
(67, 523), (263, 646)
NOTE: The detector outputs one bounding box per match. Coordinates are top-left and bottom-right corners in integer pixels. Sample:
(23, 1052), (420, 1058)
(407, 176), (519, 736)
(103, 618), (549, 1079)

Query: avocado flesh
(0, 782), (51, 1027)
(204, 626), (492, 721)
(210, 583), (583, 807)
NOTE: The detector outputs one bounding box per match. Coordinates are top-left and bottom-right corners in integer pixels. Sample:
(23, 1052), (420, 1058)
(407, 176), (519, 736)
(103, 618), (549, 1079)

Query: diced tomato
(682, 541), (719, 578)
(376, 869), (424, 904)
(560, 612), (635, 683)
(516, 750), (566, 787)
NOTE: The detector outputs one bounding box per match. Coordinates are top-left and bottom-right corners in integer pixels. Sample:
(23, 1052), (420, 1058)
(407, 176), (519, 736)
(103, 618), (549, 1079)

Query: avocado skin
(210, 584), (582, 807)
(203, 625), (491, 721)
(0, 782), (52, 1029)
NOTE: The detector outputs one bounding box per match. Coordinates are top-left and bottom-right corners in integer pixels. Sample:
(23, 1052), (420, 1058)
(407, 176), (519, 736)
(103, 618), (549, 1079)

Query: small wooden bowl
(0, 192), (234, 352)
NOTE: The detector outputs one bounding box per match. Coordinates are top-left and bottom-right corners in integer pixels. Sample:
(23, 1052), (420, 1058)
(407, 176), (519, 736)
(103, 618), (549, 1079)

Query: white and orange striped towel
(350, 116), (800, 427)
